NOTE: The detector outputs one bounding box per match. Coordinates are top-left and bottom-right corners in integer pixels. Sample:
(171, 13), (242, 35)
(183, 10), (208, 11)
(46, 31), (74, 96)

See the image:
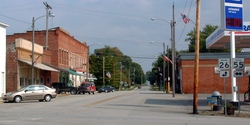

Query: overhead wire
(176, 0), (193, 44)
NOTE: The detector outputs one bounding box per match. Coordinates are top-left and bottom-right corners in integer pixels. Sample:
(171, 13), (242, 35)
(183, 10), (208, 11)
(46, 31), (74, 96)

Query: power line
(0, 13), (31, 24)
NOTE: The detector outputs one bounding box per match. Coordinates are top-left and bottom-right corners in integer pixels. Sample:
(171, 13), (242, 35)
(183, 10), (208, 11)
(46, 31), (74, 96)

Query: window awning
(60, 68), (82, 76)
(18, 59), (59, 72)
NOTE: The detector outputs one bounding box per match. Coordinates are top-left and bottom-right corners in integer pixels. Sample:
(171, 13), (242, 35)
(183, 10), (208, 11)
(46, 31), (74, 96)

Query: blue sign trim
(225, 0), (242, 4)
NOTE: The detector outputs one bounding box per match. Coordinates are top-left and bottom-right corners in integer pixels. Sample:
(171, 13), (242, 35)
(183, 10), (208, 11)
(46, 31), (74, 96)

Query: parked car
(138, 86), (141, 89)
(2, 85), (57, 103)
(51, 82), (77, 94)
(78, 82), (96, 95)
(98, 86), (115, 93)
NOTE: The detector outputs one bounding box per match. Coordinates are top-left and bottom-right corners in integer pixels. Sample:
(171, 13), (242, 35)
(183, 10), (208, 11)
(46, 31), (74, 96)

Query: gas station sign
(221, 0), (243, 31)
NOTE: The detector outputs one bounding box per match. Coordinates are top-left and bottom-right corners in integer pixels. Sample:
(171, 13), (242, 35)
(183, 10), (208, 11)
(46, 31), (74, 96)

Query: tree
(89, 46), (144, 89)
(185, 24), (241, 52)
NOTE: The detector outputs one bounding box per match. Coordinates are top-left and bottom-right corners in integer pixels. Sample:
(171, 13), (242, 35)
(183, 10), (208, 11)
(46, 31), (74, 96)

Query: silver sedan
(2, 85), (57, 103)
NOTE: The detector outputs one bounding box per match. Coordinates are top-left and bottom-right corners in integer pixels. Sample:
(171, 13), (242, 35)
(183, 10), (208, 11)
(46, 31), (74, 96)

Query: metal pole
(129, 67), (130, 88)
(113, 63), (115, 87)
(86, 46), (89, 81)
(230, 31), (237, 102)
(224, 70), (227, 116)
(238, 76), (240, 115)
(32, 17), (35, 85)
(103, 56), (105, 87)
(134, 68), (135, 86)
(120, 62), (122, 91)
(193, 0), (200, 114)
(172, 2), (176, 97)
(167, 45), (169, 94)
(45, 6), (49, 50)
(163, 42), (166, 92)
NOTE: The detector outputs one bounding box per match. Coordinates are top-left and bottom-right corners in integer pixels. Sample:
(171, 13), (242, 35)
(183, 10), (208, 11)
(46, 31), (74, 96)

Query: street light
(151, 17), (176, 97)
(32, 12), (55, 85)
(86, 43), (101, 81)
(151, 41), (166, 91)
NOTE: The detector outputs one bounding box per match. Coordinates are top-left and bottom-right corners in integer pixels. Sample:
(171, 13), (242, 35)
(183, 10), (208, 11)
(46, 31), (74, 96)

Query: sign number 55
(233, 58), (244, 69)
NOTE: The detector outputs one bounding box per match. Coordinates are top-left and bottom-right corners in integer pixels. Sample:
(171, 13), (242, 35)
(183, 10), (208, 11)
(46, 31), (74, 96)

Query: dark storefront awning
(61, 68), (82, 76)
(18, 59), (59, 72)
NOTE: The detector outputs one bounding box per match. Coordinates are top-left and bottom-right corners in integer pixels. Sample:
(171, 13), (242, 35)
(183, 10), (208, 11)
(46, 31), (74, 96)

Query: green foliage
(89, 46), (145, 89)
(185, 24), (241, 52)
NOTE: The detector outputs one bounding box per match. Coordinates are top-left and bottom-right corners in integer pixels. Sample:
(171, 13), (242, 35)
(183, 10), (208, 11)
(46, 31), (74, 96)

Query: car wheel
(105, 90), (107, 93)
(88, 92), (91, 95)
(92, 91), (95, 95)
(14, 96), (22, 103)
(39, 100), (44, 102)
(44, 95), (51, 102)
(70, 90), (76, 95)
(56, 89), (60, 94)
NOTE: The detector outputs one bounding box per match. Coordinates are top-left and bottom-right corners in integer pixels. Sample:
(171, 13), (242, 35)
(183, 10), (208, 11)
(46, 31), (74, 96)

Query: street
(0, 86), (250, 125)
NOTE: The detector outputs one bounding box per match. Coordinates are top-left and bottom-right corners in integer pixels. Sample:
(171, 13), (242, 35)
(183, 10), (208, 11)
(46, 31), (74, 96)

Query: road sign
(234, 70), (244, 77)
(218, 58), (230, 69)
(220, 71), (230, 78)
(120, 81), (123, 85)
(232, 58), (244, 69)
(221, 0), (243, 30)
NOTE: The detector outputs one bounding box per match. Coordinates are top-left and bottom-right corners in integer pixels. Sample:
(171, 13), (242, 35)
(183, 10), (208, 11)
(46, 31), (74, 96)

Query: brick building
(6, 27), (88, 92)
(176, 53), (250, 94)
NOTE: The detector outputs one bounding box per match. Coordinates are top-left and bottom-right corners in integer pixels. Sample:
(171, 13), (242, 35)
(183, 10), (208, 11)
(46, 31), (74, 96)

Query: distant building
(176, 53), (250, 94)
(0, 22), (8, 97)
(6, 27), (88, 92)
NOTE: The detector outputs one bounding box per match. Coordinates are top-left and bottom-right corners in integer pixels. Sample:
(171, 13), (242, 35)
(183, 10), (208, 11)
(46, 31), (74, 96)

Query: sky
(1, 0), (250, 73)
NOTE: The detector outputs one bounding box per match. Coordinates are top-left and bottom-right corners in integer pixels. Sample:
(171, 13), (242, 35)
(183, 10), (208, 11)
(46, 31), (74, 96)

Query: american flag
(181, 13), (190, 24)
(160, 53), (173, 64)
(106, 72), (111, 78)
(34, 54), (42, 65)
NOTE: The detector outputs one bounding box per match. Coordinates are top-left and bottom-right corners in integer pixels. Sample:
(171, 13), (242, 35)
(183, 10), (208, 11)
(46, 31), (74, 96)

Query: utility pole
(163, 42), (166, 92)
(32, 17), (35, 85)
(44, 2), (52, 50)
(167, 45), (169, 94)
(172, 3), (176, 97)
(193, 0), (201, 114)
(103, 56), (105, 87)
(134, 68), (135, 86)
(129, 67), (130, 88)
(120, 62), (122, 91)
(113, 63), (115, 87)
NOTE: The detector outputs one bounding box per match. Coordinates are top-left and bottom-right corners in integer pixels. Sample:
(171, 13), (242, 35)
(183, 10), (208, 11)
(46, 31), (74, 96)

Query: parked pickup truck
(98, 86), (115, 93)
(78, 82), (96, 95)
(51, 82), (77, 94)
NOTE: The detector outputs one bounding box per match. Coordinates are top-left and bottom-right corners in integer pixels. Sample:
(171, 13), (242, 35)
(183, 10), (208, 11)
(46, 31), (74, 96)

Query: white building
(0, 22), (9, 97)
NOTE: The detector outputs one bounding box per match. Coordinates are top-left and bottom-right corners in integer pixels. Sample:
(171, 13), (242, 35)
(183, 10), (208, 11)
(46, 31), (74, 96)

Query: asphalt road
(0, 86), (250, 125)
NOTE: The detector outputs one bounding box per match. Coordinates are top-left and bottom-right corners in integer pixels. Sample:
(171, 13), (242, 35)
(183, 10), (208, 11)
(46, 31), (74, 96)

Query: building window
(47, 77), (50, 85)
(67, 51), (69, 66)
(59, 49), (61, 64)
(25, 78), (28, 86)
(61, 49), (64, 65)
(41, 77), (44, 85)
(20, 77), (24, 87)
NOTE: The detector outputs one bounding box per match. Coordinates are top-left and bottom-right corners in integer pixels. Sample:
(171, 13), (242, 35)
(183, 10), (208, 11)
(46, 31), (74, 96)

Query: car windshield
(82, 83), (90, 87)
(67, 83), (72, 87)
(17, 86), (29, 92)
(103, 86), (109, 89)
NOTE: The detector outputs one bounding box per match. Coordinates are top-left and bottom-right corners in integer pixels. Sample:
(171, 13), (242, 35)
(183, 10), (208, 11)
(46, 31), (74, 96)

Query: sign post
(221, 0), (243, 105)
(233, 58), (245, 115)
(219, 58), (230, 115)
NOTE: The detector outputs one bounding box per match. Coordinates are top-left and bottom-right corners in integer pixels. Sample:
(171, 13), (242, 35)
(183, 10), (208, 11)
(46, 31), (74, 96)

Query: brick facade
(177, 53), (250, 94)
(6, 27), (88, 92)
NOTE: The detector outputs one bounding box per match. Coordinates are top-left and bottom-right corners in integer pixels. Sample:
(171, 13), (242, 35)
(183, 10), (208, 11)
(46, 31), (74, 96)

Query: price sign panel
(218, 58), (230, 69)
(221, 0), (243, 30)
(232, 58), (244, 69)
